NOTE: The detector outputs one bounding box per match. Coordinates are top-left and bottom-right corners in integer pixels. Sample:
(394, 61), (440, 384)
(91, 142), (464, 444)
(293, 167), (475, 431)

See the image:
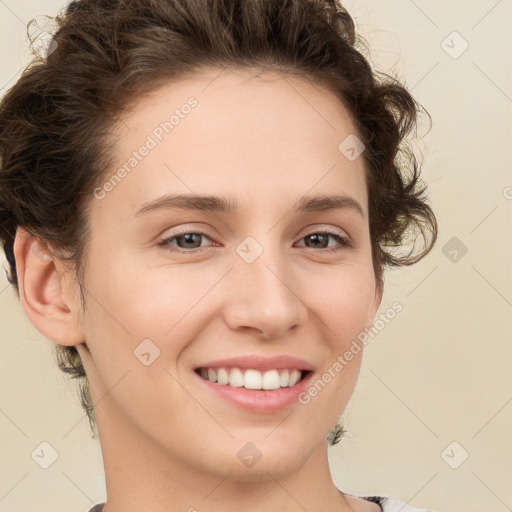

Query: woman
(0, 0), (438, 510)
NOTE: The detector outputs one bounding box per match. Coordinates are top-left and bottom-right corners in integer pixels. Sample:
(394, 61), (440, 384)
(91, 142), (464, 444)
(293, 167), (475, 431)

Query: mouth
(193, 354), (315, 412)
(194, 366), (312, 390)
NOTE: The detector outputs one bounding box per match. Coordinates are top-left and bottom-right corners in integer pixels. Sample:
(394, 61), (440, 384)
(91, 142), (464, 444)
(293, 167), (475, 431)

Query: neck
(95, 409), (354, 512)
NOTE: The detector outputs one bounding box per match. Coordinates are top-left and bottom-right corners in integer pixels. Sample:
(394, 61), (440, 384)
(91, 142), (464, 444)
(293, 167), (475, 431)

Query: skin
(14, 68), (382, 512)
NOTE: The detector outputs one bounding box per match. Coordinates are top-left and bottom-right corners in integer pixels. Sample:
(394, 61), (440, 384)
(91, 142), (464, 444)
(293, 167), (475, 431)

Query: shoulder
(346, 493), (434, 512)
(372, 496), (434, 512)
(88, 505), (105, 512)
(382, 496), (436, 511)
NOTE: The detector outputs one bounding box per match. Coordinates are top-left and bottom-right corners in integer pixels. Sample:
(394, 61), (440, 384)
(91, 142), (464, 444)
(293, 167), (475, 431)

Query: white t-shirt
(88, 495), (433, 511)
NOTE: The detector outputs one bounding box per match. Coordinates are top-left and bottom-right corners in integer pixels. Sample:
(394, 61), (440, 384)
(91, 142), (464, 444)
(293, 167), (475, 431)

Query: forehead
(93, 67), (367, 223)
(124, 66), (358, 136)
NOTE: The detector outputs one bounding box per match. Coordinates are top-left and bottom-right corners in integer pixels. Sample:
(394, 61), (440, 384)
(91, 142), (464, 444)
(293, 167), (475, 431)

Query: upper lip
(195, 354), (315, 372)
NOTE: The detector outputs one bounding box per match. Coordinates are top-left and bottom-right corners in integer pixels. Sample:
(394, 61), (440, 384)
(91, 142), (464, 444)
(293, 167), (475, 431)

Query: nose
(222, 244), (308, 340)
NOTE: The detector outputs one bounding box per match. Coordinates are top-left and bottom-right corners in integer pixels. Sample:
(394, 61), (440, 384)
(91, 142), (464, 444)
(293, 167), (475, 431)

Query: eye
(295, 231), (352, 252)
(158, 230), (215, 252)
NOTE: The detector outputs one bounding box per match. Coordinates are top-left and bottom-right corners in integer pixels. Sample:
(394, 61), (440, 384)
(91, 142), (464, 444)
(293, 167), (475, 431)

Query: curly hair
(0, 0), (437, 440)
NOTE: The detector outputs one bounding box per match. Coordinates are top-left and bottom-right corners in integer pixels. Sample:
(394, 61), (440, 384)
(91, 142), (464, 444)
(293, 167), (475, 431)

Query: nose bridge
(224, 234), (306, 337)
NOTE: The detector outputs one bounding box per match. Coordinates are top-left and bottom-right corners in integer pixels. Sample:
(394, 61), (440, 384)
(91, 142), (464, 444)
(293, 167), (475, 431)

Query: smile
(196, 367), (309, 390)
(193, 354), (315, 412)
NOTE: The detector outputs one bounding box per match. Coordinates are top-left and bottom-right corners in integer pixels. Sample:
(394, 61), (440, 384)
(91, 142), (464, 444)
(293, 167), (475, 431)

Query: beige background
(1, 1), (511, 511)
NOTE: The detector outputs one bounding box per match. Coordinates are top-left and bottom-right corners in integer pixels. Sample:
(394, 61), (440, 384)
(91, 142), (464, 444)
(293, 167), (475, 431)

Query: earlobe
(13, 226), (84, 347)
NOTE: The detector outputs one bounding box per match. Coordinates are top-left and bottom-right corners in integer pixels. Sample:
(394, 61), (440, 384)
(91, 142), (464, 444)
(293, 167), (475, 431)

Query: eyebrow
(133, 193), (365, 219)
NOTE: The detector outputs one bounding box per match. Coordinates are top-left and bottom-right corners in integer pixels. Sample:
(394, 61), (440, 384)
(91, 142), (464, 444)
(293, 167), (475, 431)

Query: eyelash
(157, 228), (352, 254)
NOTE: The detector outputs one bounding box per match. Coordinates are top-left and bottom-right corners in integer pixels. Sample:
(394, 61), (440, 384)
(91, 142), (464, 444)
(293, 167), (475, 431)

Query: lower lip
(195, 371), (314, 413)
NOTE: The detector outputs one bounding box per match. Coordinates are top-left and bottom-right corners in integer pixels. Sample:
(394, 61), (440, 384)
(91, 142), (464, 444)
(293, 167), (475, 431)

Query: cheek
(85, 251), (190, 337)
(81, 252), (220, 403)
(304, 262), (376, 340)
(288, 262), (374, 411)
(80, 256), (195, 426)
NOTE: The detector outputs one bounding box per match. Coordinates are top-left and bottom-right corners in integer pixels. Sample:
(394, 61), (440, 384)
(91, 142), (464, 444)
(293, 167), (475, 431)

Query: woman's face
(74, 68), (382, 479)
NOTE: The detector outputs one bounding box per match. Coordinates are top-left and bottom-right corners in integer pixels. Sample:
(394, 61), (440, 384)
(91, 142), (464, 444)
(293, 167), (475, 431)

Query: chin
(221, 456), (308, 483)
(203, 435), (313, 482)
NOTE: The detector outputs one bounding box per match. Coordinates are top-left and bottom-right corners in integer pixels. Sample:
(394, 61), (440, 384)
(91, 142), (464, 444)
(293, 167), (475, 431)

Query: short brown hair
(0, 0), (437, 438)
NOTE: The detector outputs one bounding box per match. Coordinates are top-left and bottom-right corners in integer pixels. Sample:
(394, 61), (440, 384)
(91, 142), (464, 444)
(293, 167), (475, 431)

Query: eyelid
(301, 225), (349, 239)
(157, 223), (215, 241)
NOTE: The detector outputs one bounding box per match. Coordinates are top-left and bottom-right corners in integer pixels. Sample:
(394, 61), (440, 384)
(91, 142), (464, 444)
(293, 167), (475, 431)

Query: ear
(13, 226), (85, 346)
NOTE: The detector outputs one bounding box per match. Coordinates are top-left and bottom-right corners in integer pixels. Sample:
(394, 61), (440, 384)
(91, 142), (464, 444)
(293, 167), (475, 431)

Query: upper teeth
(198, 367), (303, 390)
